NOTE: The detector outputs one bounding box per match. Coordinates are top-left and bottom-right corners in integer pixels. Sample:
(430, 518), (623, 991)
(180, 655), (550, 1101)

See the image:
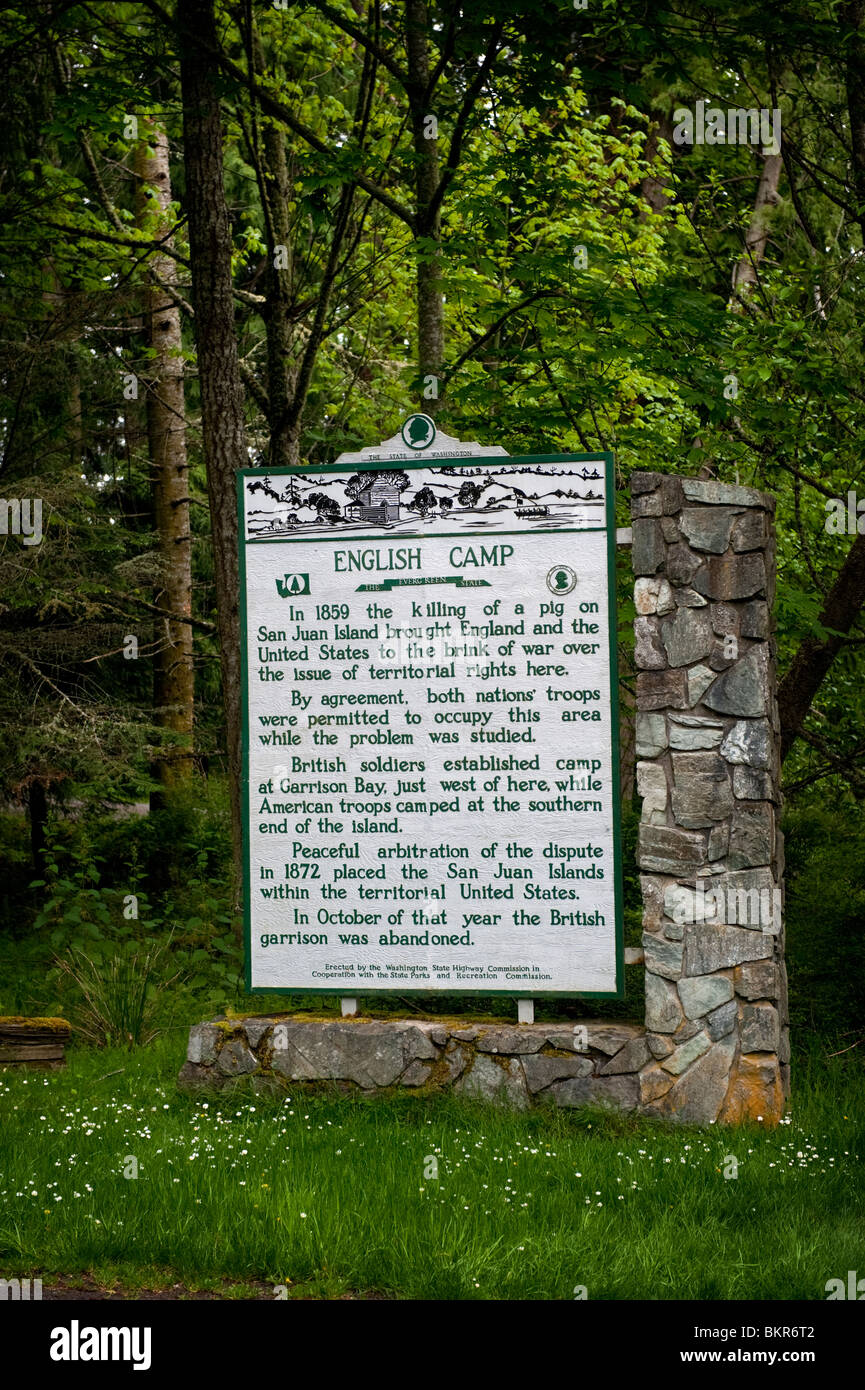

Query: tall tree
(178, 0), (249, 883)
(133, 120), (195, 797)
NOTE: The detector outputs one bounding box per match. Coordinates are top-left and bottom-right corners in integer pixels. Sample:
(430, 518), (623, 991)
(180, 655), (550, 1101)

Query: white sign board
(239, 434), (623, 997)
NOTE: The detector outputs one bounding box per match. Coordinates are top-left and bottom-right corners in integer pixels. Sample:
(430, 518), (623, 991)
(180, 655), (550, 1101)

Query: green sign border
(237, 452), (624, 1000)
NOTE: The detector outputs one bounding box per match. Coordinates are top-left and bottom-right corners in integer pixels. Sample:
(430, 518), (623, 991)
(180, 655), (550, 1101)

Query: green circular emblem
(546, 564), (577, 595)
(401, 414), (437, 450)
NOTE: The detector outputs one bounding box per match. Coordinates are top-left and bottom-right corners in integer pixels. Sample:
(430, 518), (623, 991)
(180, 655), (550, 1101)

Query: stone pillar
(631, 473), (788, 1125)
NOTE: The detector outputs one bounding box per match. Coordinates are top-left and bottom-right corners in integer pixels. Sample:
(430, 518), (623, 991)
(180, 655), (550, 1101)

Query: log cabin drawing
(344, 475), (402, 522)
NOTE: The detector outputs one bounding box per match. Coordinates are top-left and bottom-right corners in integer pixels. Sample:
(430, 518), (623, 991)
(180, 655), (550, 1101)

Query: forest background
(2, 0), (864, 1060)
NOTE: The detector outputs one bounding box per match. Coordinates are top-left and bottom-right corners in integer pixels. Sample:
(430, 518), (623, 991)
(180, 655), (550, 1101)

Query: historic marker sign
(238, 426), (623, 996)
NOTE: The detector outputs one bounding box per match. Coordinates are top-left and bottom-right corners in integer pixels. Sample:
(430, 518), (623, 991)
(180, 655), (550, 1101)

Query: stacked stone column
(631, 472), (788, 1125)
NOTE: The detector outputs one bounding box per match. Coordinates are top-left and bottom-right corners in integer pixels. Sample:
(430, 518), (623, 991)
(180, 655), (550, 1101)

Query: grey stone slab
(636, 711), (668, 758)
(543, 1074), (639, 1110)
(664, 881), (712, 925)
(640, 1064), (675, 1103)
(641, 874), (676, 931)
(647, 1033), (674, 1058)
(661, 608), (714, 667)
(475, 1027), (546, 1055)
(631, 490), (663, 517)
(731, 511), (770, 552)
(675, 587), (708, 607)
(661, 1031), (711, 1075)
(187, 1023), (222, 1065)
(734, 960), (779, 1000)
(707, 822), (730, 861)
(741, 601), (770, 639)
(720, 718), (772, 769)
(671, 751), (734, 827)
(672, 748), (729, 778)
(585, 1024), (644, 1055)
(706, 999), (738, 1040)
(401, 1060), (434, 1087)
(642, 931), (684, 980)
(635, 616), (668, 669)
(668, 715), (726, 750)
(683, 924), (774, 974)
(632, 518), (666, 575)
(666, 541), (703, 587)
(733, 766), (775, 800)
(693, 551), (767, 601)
(442, 1043), (469, 1081)
(681, 479), (773, 510)
(779, 1026), (791, 1066)
(455, 1053), (530, 1109)
(177, 1061), (225, 1091)
(271, 1021), (437, 1089)
(661, 516), (680, 542)
(637, 760), (668, 823)
(678, 974), (734, 1019)
(637, 668), (689, 710)
(711, 603), (740, 636)
(679, 506), (740, 553)
(671, 773), (733, 827)
(598, 1036), (652, 1075)
(719, 868), (779, 930)
(638, 824), (707, 874)
(708, 638), (738, 671)
(413, 1021), (449, 1046)
(645, 971), (685, 1033)
(242, 1018), (274, 1048)
(704, 646), (771, 718)
(522, 1054), (595, 1093)
(728, 803), (774, 869)
(672, 1018), (701, 1043)
(655, 1037), (737, 1124)
(741, 1002), (780, 1053)
(217, 1038), (259, 1077)
(687, 664), (717, 707)
(635, 576), (675, 615)
(631, 471), (663, 497)
(659, 476), (685, 514)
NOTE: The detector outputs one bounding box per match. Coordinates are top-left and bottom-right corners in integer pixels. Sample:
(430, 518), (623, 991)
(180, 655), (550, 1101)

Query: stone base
(179, 1016), (648, 1111)
(178, 1014), (787, 1123)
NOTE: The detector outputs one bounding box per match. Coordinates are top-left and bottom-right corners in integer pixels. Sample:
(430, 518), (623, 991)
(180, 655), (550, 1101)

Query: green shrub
(51, 936), (183, 1047)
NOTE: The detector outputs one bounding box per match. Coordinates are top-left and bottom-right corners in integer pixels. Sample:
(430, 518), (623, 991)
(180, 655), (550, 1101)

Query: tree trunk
(729, 152), (782, 308)
(777, 6), (865, 760)
(133, 122), (195, 801)
(640, 113), (674, 216)
(251, 29), (299, 468)
(27, 778), (47, 874)
(178, 0), (248, 888)
(405, 0), (443, 410)
(778, 518), (865, 764)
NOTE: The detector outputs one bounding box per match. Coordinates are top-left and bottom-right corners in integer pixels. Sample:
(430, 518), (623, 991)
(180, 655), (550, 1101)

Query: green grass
(1, 1037), (862, 1300)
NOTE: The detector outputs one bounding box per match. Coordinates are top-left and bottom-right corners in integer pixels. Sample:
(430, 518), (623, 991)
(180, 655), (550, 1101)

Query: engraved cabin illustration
(344, 473), (404, 523)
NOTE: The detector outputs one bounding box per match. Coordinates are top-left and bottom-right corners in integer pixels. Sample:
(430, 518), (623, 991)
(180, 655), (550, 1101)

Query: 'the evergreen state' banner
(238, 427), (623, 996)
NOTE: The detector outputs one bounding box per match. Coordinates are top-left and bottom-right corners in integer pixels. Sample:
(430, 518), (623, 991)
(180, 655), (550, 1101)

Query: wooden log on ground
(0, 1017), (71, 1068)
